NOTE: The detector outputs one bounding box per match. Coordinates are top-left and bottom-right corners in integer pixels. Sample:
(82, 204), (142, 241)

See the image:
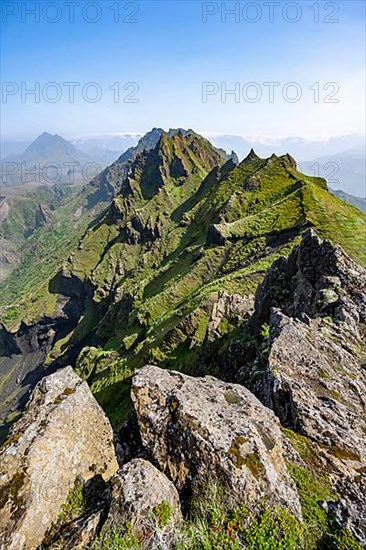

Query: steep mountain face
(0, 129), (365, 548)
(0, 130), (168, 431)
(0, 231), (365, 549)
(0, 130), (364, 437)
(0, 129), (163, 316)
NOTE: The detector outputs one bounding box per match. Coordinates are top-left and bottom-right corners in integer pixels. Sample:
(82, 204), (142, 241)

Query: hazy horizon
(1, 1), (365, 141)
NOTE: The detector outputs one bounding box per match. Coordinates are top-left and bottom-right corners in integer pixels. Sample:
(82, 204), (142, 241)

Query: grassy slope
(61, 145), (365, 428)
(0, 191), (108, 324)
(0, 137), (143, 324)
(1, 135), (364, 549)
(1, 135), (365, 429)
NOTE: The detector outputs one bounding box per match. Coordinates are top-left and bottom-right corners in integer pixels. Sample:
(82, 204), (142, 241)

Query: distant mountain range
(3, 132), (364, 163)
(2, 133), (92, 187)
(208, 133), (365, 161)
(4, 132), (90, 164)
(0, 133), (139, 172)
(331, 189), (366, 213)
(1, 133), (119, 187)
(1, 131), (365, 200)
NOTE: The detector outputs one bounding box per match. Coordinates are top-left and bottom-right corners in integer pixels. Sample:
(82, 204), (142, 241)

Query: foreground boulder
(131, 365), (301, 517)
(103, 459), (182, 540)
(0, 366), (118, 550)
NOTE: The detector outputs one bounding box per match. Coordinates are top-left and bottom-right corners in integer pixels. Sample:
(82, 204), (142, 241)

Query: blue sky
(1, 0), (365, 140)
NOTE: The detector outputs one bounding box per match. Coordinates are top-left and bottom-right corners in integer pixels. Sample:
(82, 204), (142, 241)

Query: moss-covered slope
(1, 130), (365, 429)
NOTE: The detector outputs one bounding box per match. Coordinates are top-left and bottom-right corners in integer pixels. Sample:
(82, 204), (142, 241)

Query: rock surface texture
(0, 366), (118, 550)
(104, 458), (182, 537)
(131, 365), (302, 518)
(251, 229), (366, 543)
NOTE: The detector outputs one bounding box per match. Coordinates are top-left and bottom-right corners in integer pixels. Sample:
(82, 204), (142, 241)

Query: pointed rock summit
(243, 147), (260, 162)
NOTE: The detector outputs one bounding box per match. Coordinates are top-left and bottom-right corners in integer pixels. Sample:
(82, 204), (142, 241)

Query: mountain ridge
(0, 128), (365, 548)
(0, 128), (364, 438)
(1, 228), (365, 549)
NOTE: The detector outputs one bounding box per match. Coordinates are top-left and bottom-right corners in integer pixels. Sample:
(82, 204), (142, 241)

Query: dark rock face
(35, 204), (52, 228)
(207, 223), (226, 246)
(0, 319), (58, 431)
(251, 228), (366, 332)
(49, 269), (95, 300)
(170, 156), (188, 179)
(0, 292), (86, 437)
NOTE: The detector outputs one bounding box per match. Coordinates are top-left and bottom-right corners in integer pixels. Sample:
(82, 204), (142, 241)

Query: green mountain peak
(0, 128), (365, 435)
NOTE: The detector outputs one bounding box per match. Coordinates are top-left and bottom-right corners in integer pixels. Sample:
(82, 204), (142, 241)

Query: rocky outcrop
(204, 291), (254, 344)
(104, 459), (182, 539)
(250, 228), (366, 333)
(126, 213), (165, 244)
(259, 308), (366, 542)
(260, 309), (366, 448)
(0, 366), (118, 550)
(131, 365), (301, 518)
(35, 204), (52, 228)
(249, 229), (366, 543)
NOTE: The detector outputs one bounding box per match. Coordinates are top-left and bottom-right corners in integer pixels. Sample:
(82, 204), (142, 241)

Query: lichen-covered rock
(256, 308), (366, 543)
(103, 458), (182, 540)
(261, 309), (366, 452)
(249, 229), (366, 544)
(0, 366), (118, 550)
(131, 365), (301, 518)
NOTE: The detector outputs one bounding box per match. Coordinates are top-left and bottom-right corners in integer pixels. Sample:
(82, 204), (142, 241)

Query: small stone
(103, 459), (182, 538)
